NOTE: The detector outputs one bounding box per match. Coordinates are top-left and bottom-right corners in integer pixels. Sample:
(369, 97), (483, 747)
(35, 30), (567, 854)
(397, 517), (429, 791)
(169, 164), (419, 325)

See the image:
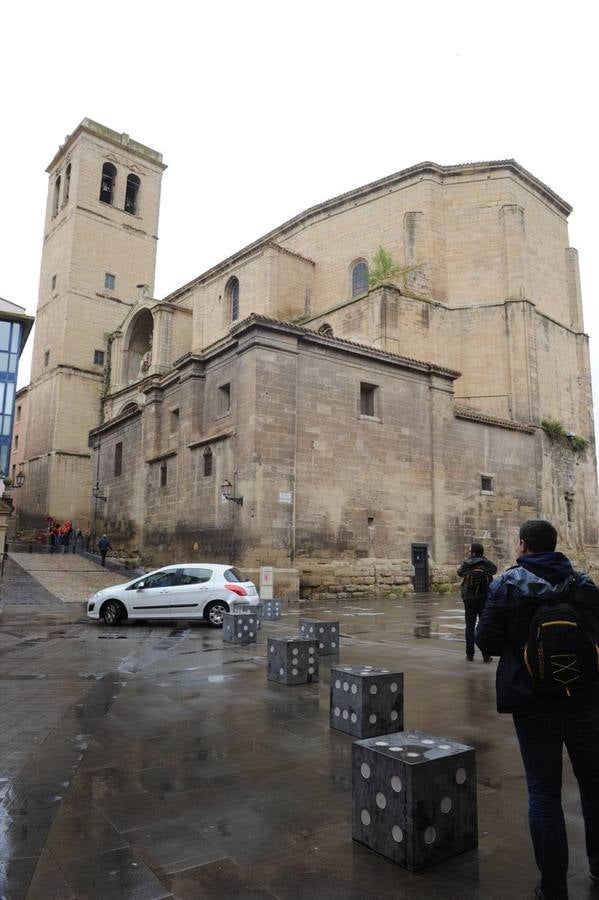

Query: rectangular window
(160, 462), (168, 487)
(170, 408), (180, 431)
(204, 449), (213, 476)
(94, 350), (105, 366)
(16, 405), (21, 423)
(481, 475), (494, 492)
(104, 272), (116, 290)
(44, 350), (50, 367)
(218, 383), (231, 415)
(114, 441), (123, 477)
(14, 435), (18, 450)
(51, 274), (57, 291)
(360, 382), (378, 417)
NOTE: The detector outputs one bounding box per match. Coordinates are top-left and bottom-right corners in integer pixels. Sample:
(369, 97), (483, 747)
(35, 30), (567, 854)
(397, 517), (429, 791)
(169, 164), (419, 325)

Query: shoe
(466, 655), (474, 662)
(534, 883), (543, 899)
(483, 656), (493, 663)
(590, 870), (599, 883)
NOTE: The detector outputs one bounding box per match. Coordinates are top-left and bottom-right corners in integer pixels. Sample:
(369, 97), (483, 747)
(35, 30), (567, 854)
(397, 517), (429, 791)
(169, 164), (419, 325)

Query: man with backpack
(476, 519), (599, 900)
(458, 542), (497, 662)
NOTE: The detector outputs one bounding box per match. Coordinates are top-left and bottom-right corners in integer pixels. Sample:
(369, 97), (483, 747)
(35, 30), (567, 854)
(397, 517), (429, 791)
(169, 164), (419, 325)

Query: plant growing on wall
(368, 246), (422, 292)
(541, 419), (588, 453)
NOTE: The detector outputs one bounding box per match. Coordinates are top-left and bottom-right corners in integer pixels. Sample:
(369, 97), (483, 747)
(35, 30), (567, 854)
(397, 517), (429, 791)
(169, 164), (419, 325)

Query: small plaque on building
(279, 491), (292, 504)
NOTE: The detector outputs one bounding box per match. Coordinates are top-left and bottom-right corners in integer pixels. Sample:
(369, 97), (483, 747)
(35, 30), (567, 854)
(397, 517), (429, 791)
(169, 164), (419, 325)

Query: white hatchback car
(86, 564), (260, 627)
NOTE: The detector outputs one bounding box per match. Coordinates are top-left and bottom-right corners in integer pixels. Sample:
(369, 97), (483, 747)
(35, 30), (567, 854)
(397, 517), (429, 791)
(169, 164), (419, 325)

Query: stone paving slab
(8, 552), (128, 604)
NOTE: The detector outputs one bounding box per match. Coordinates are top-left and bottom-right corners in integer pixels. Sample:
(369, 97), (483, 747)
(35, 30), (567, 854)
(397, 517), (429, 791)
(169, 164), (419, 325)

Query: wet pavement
(0, 557), (596, 899)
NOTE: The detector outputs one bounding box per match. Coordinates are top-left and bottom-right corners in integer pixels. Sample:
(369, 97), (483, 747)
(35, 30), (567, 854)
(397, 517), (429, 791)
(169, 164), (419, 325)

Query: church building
(16, 119), (598, 595)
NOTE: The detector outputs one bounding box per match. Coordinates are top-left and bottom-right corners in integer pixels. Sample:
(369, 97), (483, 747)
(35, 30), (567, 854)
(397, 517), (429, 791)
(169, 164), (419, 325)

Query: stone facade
(17, 121), (599, 592)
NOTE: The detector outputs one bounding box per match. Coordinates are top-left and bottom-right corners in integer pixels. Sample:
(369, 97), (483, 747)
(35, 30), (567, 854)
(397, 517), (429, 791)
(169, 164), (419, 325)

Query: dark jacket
(457, 556), (497, 601)
(97, 537), (112, 552)
(475, 551), (599, 713)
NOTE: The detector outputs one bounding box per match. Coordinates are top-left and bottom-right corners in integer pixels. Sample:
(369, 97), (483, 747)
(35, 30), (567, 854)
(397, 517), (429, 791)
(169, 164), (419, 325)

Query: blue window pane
(0, 385), (4, 413)
(0, 352), (8, 370)
(8, 354), (17, 373)
(2, 416), (11, 436)
(11, 324), (20, 354)
(0, 444), (8, 475)
(5, 383), (14, 413)
(352, 262), (369, 298)
(0, 323), (9, 352)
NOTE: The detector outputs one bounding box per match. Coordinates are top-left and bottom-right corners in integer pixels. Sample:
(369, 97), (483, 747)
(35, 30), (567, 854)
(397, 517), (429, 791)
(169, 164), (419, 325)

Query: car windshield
(224, 567), (247, 582)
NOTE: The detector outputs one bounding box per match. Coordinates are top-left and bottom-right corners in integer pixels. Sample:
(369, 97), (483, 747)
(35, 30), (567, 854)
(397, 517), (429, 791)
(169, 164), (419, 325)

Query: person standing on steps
(476, 519), (599, 900)
(97, 534), (112, 567)
(457, 542), (497, 662)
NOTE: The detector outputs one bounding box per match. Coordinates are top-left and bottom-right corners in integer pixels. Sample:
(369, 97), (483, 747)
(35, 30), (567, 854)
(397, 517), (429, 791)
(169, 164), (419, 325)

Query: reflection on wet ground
(1, 564), (596, 899)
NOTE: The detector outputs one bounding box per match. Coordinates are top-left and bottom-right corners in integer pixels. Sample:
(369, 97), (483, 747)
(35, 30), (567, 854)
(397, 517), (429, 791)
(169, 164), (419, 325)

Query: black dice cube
(330, 666), (403, 738)
(260, 599), (282, 620)
(267, 637), (319, 685)
(352, 731), (477, 871)
(223, 612), (258, 645)
(299, 618), (339, 655)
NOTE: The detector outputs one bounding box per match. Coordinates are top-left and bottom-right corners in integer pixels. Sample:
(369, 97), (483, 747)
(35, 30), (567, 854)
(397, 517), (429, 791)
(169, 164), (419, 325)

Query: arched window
(99, 162), (117, 205)
(352, 261), (369, 298)
(226, 277), (240, 322)
(318, 323), (334, 338)
(64, 163), (71, 204)
(125, 174), (140, 215)
(52, 175), (61, 217)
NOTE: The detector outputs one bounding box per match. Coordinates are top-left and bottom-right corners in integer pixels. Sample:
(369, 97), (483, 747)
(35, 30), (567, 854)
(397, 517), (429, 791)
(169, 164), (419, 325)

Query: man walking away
(457, 542), (497, 662)
(97, 534), (112, 567)
(476, 520), (599, 900)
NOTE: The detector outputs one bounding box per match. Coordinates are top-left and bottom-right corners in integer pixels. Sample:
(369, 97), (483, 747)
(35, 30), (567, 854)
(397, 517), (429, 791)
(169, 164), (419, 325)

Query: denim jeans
(513, 705), (599, 899)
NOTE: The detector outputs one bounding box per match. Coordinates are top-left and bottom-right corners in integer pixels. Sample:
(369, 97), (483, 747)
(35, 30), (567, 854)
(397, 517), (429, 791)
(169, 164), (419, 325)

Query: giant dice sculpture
(222, 612), (258, 645)
(267, 637), (319, 685)
(299, 618), (339, 655)
(352, 731), (477, 871)
(330, 666), (403, 738)
(260, 599), (282, 620)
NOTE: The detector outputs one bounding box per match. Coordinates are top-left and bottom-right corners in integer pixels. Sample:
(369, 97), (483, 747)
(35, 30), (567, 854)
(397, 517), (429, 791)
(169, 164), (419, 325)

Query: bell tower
(20, 119), (166, 528)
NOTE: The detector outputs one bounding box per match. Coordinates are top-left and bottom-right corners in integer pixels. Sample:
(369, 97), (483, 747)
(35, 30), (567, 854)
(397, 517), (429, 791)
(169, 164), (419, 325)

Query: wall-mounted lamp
(221, 479), (243, 506)
(14, 471), (25, 489)
(92, 481), (107, 503)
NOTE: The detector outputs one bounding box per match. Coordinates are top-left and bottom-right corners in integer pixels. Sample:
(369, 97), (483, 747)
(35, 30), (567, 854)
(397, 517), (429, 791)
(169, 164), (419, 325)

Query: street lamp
(220, 479), (243, 506)
(14, 471), (25, 489)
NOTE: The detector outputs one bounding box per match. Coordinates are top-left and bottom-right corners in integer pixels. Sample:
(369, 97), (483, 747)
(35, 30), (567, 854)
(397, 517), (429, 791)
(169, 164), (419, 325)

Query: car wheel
(101, 600), (126, 626)
(205, 601), (228, 627)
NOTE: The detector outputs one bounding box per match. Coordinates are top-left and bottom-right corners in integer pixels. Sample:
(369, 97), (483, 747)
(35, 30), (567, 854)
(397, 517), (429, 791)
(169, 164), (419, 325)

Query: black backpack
(523, 575), (599, 697)
(462, 566), (492, 598)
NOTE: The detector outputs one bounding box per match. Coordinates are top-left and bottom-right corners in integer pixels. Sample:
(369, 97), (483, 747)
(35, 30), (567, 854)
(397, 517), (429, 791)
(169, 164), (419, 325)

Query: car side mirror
(136, 581), (146, 590)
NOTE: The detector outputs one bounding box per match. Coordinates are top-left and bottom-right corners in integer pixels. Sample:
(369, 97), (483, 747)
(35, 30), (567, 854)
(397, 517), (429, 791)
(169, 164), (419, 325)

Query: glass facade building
(0, 300), (34, 479)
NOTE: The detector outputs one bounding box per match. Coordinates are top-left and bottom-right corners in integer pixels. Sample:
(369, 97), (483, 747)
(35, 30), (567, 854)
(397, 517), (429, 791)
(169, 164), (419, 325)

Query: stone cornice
(188, 427), (236, 450)
(454, 406), (535, 433)
(146, 449), (177, 464)
(46, 118), (166, 173)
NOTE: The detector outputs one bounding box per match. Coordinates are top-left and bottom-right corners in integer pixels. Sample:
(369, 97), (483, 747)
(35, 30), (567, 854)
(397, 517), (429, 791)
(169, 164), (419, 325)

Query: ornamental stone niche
(125, 308), (154, 384)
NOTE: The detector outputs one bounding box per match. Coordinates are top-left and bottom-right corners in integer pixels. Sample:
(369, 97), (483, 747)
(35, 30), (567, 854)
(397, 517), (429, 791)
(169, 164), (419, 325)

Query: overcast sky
(2, 0), (597, 443)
